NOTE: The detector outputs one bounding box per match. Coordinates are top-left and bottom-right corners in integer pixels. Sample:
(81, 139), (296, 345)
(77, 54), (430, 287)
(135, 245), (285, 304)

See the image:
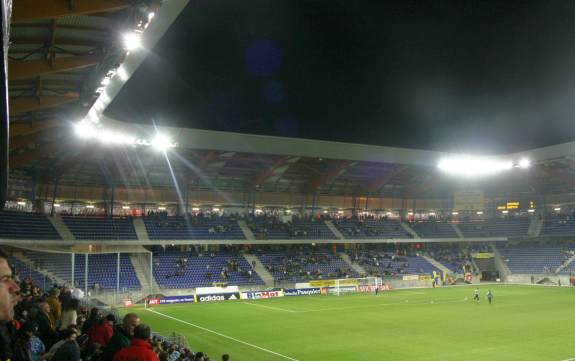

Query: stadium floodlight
(151, 133), (175, 151)
(86, 205), (94, 209)
(528, 209), (535, 213)
(74, 121), (96, 139)
(213, 207), (220, 212)
(518, 158), (531, 169)
(407, 211), (414, 215)
(502, 210), (509, 214)
(158, 206), (166, 210)
(476, 211), (484, 215)
(192, 207), (200, 211)
(286, 209), (292, 214)
(53, 203), (61, 208)
(554, 207), (561, 211)
(429, 212), (436, 216)
(100, 77), (111, 86)
(323, 210), (328, 214)
(337, 210), (344, 214)
(17, 201), (26, 206)
(452, 211), (459, 215)
(148, 12), (155, 21)
(123, 31), (142, 50)
(437, 156), (513, 177)
(122, 206), (130, 210)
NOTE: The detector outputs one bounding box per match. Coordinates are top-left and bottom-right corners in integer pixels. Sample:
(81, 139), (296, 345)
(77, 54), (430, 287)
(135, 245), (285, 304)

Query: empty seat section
(411, 221), (458, 238)
(62, 216), (137, 240)
(0, 211), (60, 239)
(334, 218), (412, 238)
(152, 250), (263, 288)
(459, 218), (530, 238)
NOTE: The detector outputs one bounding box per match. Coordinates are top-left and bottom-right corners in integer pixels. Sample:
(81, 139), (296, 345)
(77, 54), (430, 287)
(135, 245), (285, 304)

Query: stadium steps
(421, 255), (451, 275)
(527, 216), (543, 237)
(132, 218), (150, 241)
(490, 244), (512, 278)
(400, 222), (420, 238)
(10, 251), (68, 286)
(237, 220), (256, 241)
(555, 254), (575, 274)
(243, 253), (274, 286)
(130, 254), (158, 291)
(48, 215), (75, 241)
(325, 221), (345, 239)
(338, 252), (367, 276)
(452, 223), (464, 238)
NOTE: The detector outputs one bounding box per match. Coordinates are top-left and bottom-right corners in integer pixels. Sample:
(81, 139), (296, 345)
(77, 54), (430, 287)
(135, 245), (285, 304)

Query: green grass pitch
(135, 285), (575, 361)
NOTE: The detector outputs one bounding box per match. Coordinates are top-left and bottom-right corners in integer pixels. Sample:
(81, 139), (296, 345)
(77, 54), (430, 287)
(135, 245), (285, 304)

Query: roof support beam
(12, 0), (132, 22)
(11, 93), (79, 114)
(364, 165), (408, 192)
(253, 156), (298, 186)
(9, 55), (100, 80)
(307, 160), (354, 191)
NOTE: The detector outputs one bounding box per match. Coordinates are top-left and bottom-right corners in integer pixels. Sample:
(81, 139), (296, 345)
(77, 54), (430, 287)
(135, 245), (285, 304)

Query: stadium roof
(9, 1), (575, 201)
(105, 0), (575, 154)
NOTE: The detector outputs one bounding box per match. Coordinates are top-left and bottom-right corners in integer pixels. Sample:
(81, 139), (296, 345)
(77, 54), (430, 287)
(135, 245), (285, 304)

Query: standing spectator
(114, 324), (159, 361)
(51, 327), (80, 361)
(88, 314), (115, 347)
(46, 289), (61, 325)
(101, 313), (140, 360)
(0, 250), (20, 360)
(35, 302), (56, 348)
(59, 299), (79, 331)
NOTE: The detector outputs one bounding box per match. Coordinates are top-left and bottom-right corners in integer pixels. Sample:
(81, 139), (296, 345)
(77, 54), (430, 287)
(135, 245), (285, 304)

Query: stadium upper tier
(144, 215), (245, 240)
(0, 211), (60, 239)
(0, 211), (562, 241)
(62, 216), (138, 240)
(334, 218), (412, 239)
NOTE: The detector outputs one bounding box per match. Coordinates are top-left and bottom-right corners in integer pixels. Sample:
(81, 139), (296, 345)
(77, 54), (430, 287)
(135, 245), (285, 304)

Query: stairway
(11, 252), (68, 286)
(421, 255), (451, 274)
(452, 223), (464, 238)
(400, 222), (419, 238)
(555, 254), (575, 274)
(237, 220), (256, 241)
(339, 252), (367, 276)
(48, 215), (75, 241)
(133, 218), (150, 241)
(243, 254), (274, 287)
(527, 215), (543, 237)
(325, 221), (345, 240)
(490, 244), (511, 278)
(130, 254), (158, 292)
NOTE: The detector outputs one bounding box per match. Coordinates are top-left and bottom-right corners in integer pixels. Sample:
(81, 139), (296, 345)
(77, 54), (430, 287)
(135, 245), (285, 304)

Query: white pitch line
(146, 308), (300, 361)
(298, 298), (466, 313)
(243, 302), (298, 313)
(561, 358), (575, 361)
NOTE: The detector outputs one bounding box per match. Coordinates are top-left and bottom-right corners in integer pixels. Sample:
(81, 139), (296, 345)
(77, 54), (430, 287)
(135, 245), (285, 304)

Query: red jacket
(88, 322), (113, 346)
(113, 339), (159, 361)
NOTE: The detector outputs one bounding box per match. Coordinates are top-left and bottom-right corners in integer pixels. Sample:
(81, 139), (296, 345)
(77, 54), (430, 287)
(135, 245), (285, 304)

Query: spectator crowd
(0, 251), (229, 361)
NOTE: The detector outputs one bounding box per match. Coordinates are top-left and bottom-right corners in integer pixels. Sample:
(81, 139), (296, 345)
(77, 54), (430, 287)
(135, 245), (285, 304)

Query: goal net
(333, 277), (382, 296)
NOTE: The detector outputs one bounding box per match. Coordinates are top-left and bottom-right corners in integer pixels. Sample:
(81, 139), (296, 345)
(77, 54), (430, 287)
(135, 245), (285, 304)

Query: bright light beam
(437, 156), (513, 177)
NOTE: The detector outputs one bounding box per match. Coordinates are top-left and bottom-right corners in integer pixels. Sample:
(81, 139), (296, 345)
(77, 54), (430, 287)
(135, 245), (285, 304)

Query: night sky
(106, 0), (575, 153)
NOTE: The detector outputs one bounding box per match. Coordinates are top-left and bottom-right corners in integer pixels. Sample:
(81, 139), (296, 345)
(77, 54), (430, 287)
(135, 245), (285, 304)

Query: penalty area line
(146, 308), (300, 361)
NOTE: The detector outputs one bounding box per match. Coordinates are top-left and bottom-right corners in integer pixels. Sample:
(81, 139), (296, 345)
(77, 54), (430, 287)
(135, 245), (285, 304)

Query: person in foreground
(114, 324), (159, 361)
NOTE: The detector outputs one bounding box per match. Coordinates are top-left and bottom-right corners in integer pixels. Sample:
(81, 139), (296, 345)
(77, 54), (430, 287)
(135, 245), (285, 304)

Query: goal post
(333, 277), (382, 296)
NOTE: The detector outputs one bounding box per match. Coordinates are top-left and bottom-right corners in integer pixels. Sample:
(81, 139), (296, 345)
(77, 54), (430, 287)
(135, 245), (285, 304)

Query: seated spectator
(51, 327), (80, 361)
(114, 324), (159, 361)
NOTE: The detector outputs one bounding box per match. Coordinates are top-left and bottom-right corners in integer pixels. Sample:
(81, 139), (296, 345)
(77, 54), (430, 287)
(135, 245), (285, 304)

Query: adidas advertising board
(196, 292), (240, 302)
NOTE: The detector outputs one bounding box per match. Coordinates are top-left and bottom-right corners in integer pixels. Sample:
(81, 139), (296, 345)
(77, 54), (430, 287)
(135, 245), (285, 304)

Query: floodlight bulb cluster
(437, 156), (513, 177)
(123, 32), (142, 50)
(74, 121), (176, 150)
